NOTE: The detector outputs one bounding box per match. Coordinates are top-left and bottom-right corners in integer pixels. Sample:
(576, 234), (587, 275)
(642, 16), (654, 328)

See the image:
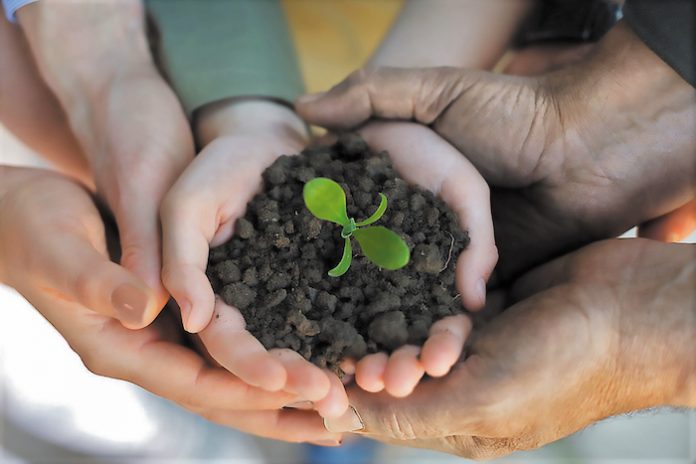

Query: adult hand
(323, 238), (696, 459)
(0, 165), (342, 446)
(297, 21), (696, 281)
(17, 0), (194, 313)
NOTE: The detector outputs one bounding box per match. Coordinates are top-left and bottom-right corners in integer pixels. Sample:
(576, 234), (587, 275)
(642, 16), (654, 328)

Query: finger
(383, 345), (425, 398)
(129, 339), (296, 412)
(270, 349), (331, 402)
(115, 200), (170, 319)
(199, 299), (287, 392)
(313, 370), (350, 419)
(355, 352), (388, 393)
(204, 408), (342, 444)
(420, 314), (472, 377)
(296, 67), (470, 130)
(160, 190), (217, 333)
(360, 122), (498, 310)
(638, 199), (696, 242)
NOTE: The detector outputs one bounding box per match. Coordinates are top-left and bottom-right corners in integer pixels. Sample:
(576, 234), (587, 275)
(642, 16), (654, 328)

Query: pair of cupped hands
(1, 2), (694, 457)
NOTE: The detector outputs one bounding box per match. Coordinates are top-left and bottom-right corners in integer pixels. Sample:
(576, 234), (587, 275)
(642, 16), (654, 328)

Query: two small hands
(1, 3), (695, 458)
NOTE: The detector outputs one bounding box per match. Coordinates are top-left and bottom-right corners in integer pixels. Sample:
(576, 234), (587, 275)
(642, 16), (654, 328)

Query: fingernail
(179, 299), (192, 331)
(111, 284), (148, 325)
(284, 400), (314, 410)
(476, 278), (486, 307)
(296, 92), (326, 105)
(323, 405), (364, 433)
(309, 439), (342, 447)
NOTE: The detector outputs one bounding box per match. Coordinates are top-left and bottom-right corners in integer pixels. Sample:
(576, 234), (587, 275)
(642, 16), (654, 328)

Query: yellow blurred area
(282, 0), (403, 93)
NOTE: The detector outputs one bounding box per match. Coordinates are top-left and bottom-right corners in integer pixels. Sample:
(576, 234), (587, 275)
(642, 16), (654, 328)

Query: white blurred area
(1, 124), (694, 463)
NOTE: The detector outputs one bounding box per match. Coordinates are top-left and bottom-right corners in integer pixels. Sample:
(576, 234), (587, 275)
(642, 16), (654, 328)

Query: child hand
(160, 100), (348, 417)
(345, 121), (497, 397)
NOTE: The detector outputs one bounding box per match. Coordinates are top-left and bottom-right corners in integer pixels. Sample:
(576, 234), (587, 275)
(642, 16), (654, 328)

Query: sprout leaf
(355, 193), (388, 227)
(353, 226), (410, 270)
(303, 178), (350, 226)
(328, 238), (352, 277)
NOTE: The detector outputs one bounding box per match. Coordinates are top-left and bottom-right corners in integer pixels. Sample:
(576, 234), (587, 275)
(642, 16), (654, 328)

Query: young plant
(303, 177), (410, 277)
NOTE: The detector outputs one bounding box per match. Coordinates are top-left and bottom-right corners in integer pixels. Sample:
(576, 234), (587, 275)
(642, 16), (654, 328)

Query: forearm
(147, 0), (303, 117)
(16, 1), (157, 158)
(370, 0), (535, 69)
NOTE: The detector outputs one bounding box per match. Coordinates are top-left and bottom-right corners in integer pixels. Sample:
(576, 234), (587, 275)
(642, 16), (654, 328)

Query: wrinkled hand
(297, 21), (696, 281)
(341, 121), (496, 397)
(17, 0), (194, 314)
(0, 166), (342, 445)
(324, 239), (696, 459)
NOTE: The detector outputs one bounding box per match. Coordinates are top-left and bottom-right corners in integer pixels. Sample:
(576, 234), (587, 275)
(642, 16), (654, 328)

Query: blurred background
(1, 1), (694, 462)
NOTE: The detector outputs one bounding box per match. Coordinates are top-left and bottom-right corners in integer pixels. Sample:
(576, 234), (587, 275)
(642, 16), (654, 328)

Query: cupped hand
(297, 21), (696, 281)
(0, 166), (342, 445)
(341, 121), (496, 397)
(160, 100), (348, 417)
(324, 238), (696, 459)
(17, 0), (194, 313)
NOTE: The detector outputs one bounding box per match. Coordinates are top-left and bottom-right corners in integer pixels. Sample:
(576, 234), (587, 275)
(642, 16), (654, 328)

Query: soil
(207, 134), (469, 374)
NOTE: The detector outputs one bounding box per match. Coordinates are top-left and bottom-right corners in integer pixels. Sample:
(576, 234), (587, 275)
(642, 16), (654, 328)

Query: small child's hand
(344, 121), (497, 397)
(160, 100), (348, 417)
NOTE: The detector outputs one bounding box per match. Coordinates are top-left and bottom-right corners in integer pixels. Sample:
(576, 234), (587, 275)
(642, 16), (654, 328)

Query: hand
(17, 1), (194, 313)
(160, 99), (349, 417)
(337, 121), (495, 397)
(297, 21), (696, 281)
(323, 238), (696, 459)
(0, 166), (343, 445)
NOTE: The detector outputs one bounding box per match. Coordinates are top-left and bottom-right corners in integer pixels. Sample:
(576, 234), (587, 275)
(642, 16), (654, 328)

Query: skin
(325, 239), (696, 459)
(15, 0), (195, 318)
(0, 166), (343, 445)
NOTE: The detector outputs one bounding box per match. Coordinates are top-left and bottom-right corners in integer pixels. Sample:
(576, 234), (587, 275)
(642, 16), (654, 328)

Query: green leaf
(303, 178), (350, 226)
(355, 193), (387, 227)
(353, 226), (410, 271)
(328, 237), (353, 277)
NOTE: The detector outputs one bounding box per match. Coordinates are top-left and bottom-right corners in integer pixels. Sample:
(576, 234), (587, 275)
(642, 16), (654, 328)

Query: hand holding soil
(325, 239), (696, 458)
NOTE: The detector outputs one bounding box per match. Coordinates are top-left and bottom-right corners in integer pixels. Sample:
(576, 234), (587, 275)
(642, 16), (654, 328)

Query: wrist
(17, 1), (154, 111)
(616, 243), (696, 410)
(194, 98), (308, 149)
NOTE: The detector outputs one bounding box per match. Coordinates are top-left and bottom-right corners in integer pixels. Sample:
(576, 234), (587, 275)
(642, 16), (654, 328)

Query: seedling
(303, 177), (410, 277)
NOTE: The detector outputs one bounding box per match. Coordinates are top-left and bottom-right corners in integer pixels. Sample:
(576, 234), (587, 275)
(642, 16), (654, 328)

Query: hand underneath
(324, 239), (696, 459)
(0, 166), (342, 444)
(17, 1), (194, 313)
(297, 21), (696, 281)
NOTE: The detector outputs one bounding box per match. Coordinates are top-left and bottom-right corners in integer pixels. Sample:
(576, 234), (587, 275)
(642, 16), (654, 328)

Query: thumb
(323, 365), (479, 439)
(296, 67), (474, 130)
(36, 225), (157, 329)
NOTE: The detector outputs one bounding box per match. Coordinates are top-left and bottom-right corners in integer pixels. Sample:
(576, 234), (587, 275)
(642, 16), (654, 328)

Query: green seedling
(303, 177), (410, 277)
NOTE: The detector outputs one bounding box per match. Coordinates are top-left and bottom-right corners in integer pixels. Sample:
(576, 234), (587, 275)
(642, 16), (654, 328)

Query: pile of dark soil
(207, 135), (469, 374)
